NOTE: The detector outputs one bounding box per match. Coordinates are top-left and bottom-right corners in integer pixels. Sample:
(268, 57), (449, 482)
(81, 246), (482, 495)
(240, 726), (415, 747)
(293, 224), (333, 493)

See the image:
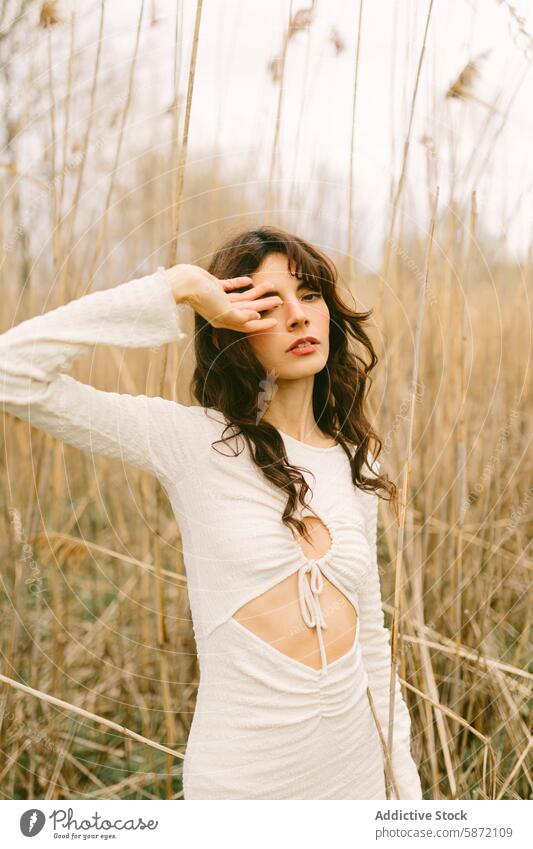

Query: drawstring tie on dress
(297, 560), (329, 674)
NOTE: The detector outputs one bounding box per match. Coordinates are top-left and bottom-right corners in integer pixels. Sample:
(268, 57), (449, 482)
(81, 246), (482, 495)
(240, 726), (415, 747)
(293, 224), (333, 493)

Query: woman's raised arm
(0, 267), (196, 486)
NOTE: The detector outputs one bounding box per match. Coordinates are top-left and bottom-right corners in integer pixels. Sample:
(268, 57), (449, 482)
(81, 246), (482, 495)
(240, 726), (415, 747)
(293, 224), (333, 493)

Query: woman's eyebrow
(261, 281), (313, 297)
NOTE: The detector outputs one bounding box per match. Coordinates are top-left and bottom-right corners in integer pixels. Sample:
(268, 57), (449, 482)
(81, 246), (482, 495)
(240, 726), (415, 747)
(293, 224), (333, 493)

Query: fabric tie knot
(298, 559), (329, 674)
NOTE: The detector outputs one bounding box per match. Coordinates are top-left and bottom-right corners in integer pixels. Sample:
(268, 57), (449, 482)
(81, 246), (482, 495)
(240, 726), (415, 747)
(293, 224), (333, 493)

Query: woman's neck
(262, 416), (336, 448)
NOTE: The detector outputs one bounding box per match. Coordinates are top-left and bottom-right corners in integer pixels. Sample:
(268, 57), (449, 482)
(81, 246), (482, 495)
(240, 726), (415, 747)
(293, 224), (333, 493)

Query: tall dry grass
(0, 1), (531, 800)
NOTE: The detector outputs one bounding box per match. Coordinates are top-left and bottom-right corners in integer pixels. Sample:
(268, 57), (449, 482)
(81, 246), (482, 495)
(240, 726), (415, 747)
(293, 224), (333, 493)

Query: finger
(228, 294), (283, 310)
(223, 308), (260, 326)
(241, 316), (278, 331)
(220, 275), (254, 290)
(223, 308), (278, 331)
(229, 281), (276, 300)
(240, 309), (262, 322)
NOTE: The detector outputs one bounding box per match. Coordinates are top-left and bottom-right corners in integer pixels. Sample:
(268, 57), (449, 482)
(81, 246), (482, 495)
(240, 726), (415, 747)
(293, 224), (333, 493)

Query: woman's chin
(274, 358), (328, 380)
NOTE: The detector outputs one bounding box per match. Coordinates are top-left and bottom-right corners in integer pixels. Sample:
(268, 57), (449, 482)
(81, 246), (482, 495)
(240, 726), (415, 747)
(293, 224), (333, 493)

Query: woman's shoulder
(149, 399), (214, 445)
(170, 403), (229, 440)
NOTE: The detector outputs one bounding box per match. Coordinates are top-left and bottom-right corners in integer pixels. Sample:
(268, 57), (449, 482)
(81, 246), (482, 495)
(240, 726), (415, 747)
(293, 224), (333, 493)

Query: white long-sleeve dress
(0, 267), (423, 800)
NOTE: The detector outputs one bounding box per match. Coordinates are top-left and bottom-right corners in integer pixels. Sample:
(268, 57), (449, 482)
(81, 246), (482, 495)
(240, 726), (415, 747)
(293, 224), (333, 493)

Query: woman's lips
(287, 342), (320, 356)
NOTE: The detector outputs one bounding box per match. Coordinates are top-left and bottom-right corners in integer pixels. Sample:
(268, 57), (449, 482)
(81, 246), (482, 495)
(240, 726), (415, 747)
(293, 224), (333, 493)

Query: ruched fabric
(184, 596), (391, 800)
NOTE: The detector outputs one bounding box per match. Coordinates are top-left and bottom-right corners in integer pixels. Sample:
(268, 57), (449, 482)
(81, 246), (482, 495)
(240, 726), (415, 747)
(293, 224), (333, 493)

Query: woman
(1, 225), (423, 800)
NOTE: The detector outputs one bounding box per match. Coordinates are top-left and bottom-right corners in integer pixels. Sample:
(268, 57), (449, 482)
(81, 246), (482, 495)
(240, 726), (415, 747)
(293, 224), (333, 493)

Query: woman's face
(246, 252), (330, 378)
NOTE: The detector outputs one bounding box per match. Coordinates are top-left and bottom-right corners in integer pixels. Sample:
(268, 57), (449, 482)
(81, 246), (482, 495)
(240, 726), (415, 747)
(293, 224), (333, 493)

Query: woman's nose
(286, 300), (308, 328)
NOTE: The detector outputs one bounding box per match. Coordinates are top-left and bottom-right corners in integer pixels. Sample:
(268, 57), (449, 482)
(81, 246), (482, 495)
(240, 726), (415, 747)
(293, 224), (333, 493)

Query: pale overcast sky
(13, 0), (533, 269)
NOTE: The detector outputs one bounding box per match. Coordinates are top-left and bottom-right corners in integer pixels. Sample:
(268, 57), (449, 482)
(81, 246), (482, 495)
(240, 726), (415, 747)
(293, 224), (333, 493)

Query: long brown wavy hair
(191, 225), (398, 543)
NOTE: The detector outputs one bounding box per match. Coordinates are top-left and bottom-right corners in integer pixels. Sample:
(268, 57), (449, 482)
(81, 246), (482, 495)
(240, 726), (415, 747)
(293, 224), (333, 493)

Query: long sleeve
(0, 266), (194, 486)
(358, 457), (423, 800)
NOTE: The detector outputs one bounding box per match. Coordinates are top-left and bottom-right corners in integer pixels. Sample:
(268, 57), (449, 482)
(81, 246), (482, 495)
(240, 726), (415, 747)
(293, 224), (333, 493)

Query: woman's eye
(261, 292), (321, 314)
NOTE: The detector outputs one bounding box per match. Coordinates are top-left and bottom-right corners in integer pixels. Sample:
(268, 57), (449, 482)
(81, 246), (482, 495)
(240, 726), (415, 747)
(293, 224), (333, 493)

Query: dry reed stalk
(60, 747), (107, 791)
(459, 59), (531, 194)
(169, 0), (184, 243)
(54, 732), (127, 757)
(153, 429), (180, 780)
(489, 669), (533, 795)
(45, 13), (60, 270)
(42, 1), (116, 721)
(347, 0), (364, 282)
(410, 476), (447, 795)
(0, 739), (27, 785)
(139, 521), (158, 712)
(496, 736), (533, 800)
(271, 0), (315, 214)
(449, 191), (477, 723)
(57, 11), (76, 228)
(287, 1), (316, 211)
(29, 531), (186, 585)
(410, 434), (529, 793)
(366, 684), (400, 800)
(265, 0), (294, 219)
(168, 0), (203, 263)
(496, 0), (533, 57)
(57, 0), (106, 303)
(388, 1), (400, 197)
(45, 721), (77, 800)
(41, 574), (139, 694)
(403, 634), (532, 684)
(158, 0), (203, 641)
(86, 0), (145, 287)
(0, 161), (49, 189)
(158, 0), (204, 796)
(379, 0), (435, 320)
(386, 187), (440, 798)
(82, 768), (180, 800)
(0, 673), (185, 760)
(416, 511), (533, 572)
(0, 740), (30, 794)
(401, 679), (496, 798)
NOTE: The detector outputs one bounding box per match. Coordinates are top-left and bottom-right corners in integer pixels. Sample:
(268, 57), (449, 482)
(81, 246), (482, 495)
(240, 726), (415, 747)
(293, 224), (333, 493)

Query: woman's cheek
(248, 330), (278, 365)
(311, 305), (330, 339)
(318, 304), (330, 326)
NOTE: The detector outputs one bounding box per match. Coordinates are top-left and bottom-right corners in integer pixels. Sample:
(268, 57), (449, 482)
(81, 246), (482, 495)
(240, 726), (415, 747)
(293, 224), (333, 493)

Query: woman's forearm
(0, 267), (193, 482)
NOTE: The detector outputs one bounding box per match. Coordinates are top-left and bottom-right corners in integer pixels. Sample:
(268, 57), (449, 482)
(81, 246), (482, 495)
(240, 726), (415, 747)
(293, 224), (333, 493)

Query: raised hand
(162, 263), (283, 332)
